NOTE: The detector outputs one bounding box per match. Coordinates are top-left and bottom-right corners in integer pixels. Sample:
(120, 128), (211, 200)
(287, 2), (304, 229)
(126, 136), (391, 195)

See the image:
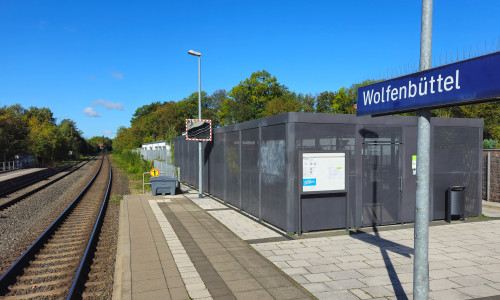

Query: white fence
(134, 146), (176, 178)
(1, 160), (32, 171)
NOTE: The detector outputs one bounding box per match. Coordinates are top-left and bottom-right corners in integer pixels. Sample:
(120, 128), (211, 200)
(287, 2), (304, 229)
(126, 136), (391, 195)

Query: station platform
(114, 185), (500, 299)
(112, 188), (314, 300)
(0, 168), (46, 183)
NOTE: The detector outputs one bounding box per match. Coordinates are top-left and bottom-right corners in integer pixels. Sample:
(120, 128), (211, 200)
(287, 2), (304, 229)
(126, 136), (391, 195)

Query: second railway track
(0, 155), (112, 299)
(0, 159), (92, 213)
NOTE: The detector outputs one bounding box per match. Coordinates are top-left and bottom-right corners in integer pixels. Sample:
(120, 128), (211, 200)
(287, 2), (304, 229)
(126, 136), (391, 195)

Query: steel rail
(67, 156), (112, 299)
(0, 157), (104, 293)
(0, 158), (93, 212)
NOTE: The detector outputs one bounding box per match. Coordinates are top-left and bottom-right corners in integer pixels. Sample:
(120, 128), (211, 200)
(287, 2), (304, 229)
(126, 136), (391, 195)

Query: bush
(113, 149), (153, 180)
(483, 139), (499, 149)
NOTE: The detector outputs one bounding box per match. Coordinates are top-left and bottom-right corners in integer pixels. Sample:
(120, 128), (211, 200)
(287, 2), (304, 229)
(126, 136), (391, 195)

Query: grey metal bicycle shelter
(174, 112), (483, 234)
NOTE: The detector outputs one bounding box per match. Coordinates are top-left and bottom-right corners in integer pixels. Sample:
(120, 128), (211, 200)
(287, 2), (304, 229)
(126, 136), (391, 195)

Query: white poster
(302, 152), (346, 192)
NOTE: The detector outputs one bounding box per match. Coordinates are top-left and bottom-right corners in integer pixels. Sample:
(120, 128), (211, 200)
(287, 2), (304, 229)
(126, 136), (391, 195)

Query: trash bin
(150, 176), (177, 196)
(446, 186), (465, 222)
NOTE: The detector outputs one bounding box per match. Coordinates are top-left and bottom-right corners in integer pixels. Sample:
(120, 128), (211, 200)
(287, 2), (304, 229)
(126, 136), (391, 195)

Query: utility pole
(413, 0), (432, 299)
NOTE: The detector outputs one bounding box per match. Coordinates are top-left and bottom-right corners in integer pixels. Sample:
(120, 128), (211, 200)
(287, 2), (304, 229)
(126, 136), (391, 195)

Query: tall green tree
(27, 106), (56, 124)
(220, 70), (288, 125)
(297, 93), (316, 113)
(316, 91), (336, 113)
(0, 105), (29, 160)
(131, 102), (161, 124)
(262, 92), (302, 117)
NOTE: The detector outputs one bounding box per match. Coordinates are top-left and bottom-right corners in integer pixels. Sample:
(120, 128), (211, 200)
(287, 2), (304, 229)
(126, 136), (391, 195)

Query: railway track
(0, 155), (112, 299)
(0, 159), (92, 213)
(0, 158), (92, 199)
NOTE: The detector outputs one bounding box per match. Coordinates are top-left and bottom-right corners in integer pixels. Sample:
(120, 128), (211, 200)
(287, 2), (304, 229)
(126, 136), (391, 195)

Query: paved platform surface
(483, 200), (500, 218)
(114, 186), (500, 300)
(0, 168), (45, 182)
(113, 189), (313, 300)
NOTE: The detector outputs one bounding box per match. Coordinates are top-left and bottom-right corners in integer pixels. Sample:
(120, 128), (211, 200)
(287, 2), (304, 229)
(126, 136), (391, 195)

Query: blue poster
(303, 178), (317, 186)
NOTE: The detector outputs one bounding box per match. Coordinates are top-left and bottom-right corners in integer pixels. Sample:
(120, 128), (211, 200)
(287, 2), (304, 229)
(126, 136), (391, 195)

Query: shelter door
(362, 135), (402, 226)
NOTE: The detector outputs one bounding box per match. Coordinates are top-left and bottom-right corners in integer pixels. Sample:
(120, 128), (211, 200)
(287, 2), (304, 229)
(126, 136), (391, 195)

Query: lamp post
(188, 49), (203, 198)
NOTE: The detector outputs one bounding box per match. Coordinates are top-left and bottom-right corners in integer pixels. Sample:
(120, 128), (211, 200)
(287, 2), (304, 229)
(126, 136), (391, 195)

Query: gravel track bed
(0, 157), (101, 275)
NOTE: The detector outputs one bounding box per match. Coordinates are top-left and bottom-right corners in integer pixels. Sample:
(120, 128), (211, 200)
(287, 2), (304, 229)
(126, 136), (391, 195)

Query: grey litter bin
(446, 186), (465, 222)
(150, 176), (177, 196)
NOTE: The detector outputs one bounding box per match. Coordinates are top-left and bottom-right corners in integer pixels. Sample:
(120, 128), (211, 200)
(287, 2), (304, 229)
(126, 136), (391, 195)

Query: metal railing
(1, 161), (28, 171)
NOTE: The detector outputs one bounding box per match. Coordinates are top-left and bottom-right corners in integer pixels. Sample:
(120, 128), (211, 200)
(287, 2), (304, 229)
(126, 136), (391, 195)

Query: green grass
(469, 214), (489, 219)
(112, 150), (153, 180)
(110, 195), (122, 204)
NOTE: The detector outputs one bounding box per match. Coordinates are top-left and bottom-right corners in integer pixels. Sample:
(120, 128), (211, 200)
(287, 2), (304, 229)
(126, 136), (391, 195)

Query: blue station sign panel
(357, 51), (500, 116)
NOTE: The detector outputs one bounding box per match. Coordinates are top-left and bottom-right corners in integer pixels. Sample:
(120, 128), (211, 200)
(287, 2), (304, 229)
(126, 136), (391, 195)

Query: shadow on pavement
(351, 226), (414, 299)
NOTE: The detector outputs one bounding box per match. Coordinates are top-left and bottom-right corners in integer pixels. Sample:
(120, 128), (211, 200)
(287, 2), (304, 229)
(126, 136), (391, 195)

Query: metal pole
(487, 152), (491, 202)
(414, 0), (432, 299)
(198, 55), (203, 198)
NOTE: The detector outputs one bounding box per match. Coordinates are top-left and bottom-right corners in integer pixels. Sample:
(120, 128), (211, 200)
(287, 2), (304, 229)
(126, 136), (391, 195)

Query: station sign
(357, 51), (500, 116)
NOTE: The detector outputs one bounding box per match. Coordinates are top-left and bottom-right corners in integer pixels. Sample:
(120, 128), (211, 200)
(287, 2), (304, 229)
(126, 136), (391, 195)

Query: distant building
(141, 140), (171, 151)
(14, 154), (35, 168)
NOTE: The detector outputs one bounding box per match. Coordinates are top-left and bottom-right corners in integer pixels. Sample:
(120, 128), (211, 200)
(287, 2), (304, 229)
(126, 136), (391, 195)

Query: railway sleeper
(14, 271), (75, 286)
(35, 250), (82, 260)
(84, 278), (108, 287)
(42, 241), (83, 250)
(47, 235), (90, 244)
(54, 226), (89, 234)
(7, 285), (69, 298)
(21, 263), (75, 277)
(28, 256), (80, 268)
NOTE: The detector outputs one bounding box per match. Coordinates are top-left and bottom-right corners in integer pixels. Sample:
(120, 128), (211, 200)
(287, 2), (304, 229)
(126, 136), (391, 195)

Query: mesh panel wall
(433, 126), (481, 217)
(209, 133), (225, 199)
(360, 126), (402, 226)
(173, 113), (482, 233)
(260, 124), (287, 230)
(225, 131), (240, 207)
(294, 123), (357, 230)
(241, 128), (260, 216)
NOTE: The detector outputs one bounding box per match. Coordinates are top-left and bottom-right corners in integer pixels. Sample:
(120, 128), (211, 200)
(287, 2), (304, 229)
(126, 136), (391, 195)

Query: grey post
(188, 50), (203, 198)
(487, 151), (491, 202)
(414, 0), (432, 299)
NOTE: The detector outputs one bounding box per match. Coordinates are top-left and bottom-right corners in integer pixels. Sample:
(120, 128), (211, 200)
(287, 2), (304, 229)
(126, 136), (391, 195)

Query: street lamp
(188, 49), (203, 198)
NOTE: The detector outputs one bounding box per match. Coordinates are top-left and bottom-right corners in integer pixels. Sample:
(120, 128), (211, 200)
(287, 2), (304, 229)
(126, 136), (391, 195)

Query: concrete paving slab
(113, 192), (313, 300)
(115, 184), (500, 299)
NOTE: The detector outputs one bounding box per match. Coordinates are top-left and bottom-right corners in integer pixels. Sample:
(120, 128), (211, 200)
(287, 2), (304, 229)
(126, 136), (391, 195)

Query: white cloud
(91, 99), (124, 110)
(83, 107), (102, 117)
(112, 72), (123, 79)
(103, 130), (113, 135)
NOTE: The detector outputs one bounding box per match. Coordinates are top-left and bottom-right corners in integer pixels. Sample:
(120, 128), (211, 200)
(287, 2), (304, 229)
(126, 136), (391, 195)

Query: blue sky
(1, 1), (499, 139)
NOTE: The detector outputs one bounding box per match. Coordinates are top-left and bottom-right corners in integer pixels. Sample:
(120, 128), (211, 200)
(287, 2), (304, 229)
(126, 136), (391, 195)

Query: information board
(301, 152), (347, 193)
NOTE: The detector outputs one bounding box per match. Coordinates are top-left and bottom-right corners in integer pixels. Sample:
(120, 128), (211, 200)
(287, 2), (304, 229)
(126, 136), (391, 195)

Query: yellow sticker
(150, 168), (160, 177)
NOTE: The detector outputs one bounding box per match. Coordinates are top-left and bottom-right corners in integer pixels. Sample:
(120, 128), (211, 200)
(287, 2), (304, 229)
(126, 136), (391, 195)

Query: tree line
(114, 69), (500, 152)
(0, 104), (111, 166)
(114, 71), (373, 152)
